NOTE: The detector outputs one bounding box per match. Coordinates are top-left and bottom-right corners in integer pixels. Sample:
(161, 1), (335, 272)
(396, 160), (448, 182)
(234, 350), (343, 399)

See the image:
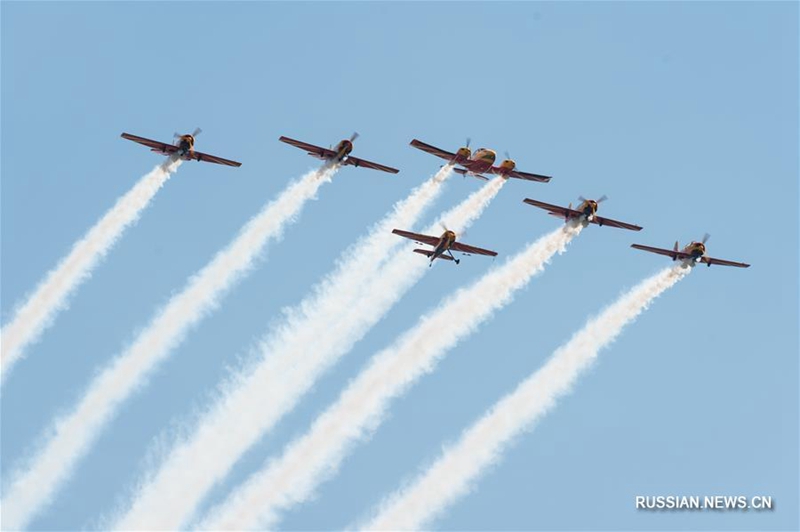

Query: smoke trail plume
(0, 160), (181, 380)
(199, 221), (582, 531)
(362, 265), (690, 530)
(0, 166), (334, 531)
(112, 176), (504, 531)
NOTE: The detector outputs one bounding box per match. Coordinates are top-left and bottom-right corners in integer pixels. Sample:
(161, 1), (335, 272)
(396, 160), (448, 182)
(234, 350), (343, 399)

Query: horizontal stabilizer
(453, 167), (489, 181)
(413, 249), (454, 261)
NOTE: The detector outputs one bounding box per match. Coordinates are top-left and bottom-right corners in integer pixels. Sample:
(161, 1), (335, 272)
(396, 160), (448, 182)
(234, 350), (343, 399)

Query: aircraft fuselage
(176, 134), (195, 157)
(430, 230), (458, 263)
(684, 242), (706, 261)
(333, 139), (354, 161)
(577, 199), (599, 220)
(462, 148), (496, 175)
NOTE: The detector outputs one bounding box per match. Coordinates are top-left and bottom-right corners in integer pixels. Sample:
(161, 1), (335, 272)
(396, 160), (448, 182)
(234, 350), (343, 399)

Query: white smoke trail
(0, 160), (181, 380)
(111, 176), (505, 531)
(199, 221), (582, 531)
(362, 265), (690, 530)
(0, 166), (334, 531)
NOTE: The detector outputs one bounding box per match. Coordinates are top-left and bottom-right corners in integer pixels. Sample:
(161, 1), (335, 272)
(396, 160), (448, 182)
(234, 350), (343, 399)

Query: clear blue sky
(2, 2), (797, 530)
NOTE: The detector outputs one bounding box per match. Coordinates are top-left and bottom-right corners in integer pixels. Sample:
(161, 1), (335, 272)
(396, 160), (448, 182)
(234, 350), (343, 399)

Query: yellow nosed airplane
(523, 195), (643, 231)
(410, 139), (551, 183)
(121, 128), (242, 167)
(392, 228), (497, 266)
(631, 234), (750, 268)
(279, 133), (399, 174)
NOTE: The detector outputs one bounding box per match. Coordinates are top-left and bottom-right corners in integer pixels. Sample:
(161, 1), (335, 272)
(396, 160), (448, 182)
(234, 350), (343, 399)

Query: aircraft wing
(121, 133), (179, 155)
(523, 198), (580, 218)
(700, 256), (751, 268)
(392, 229), (440, 247)
(450, 241), (498, 257)
(496, 168), (552, 183)
(410, 139), (457, 161)
(630, 244), (692, 260)
(279, 136), (338, 159)
(343, 155), (399, 174)
(591, 215), (642, 231)
(190, 150), (242, 167)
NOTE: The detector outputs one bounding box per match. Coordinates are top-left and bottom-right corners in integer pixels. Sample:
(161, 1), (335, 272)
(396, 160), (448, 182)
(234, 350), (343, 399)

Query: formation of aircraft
(523, 196), (643, 231)
(121, 129), (242, 167)
(120, 129), (749, 270)
(279, 133), (399, 174)
(631, 234), (750, 268)
(392, 228), (497, 266)
(410, 139), (552, 183)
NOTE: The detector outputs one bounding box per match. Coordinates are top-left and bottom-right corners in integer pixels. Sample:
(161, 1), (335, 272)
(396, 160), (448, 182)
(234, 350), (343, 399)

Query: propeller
(440, 221), (467, 239)
(349, 132), (359, 142)
(504, 150), (512, 161)
(578, 195), (608, 203)
(465, 137), (471, 148)
(702, 233), (711, 244)
(174, 128), (202, 140)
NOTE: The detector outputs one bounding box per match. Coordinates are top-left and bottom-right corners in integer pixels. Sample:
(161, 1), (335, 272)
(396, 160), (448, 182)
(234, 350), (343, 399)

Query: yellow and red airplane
(410, 138), (551, 183)
(631, 234), (750, 268)
(392, 228), (497, 266)
(121, 129), (242, 167)
(279, 133), (399, 174)
(523, 196), (643, 231)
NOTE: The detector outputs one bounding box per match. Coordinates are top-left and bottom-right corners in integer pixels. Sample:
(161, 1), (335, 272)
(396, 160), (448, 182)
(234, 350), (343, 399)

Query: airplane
(121, 129), (242, 167)
(392, 228), (497, 266)
(523, 196), (643, 231)
(631, 234), (750, 268)
(279, 133), (399, 174)
(410, 138), (551, 183)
